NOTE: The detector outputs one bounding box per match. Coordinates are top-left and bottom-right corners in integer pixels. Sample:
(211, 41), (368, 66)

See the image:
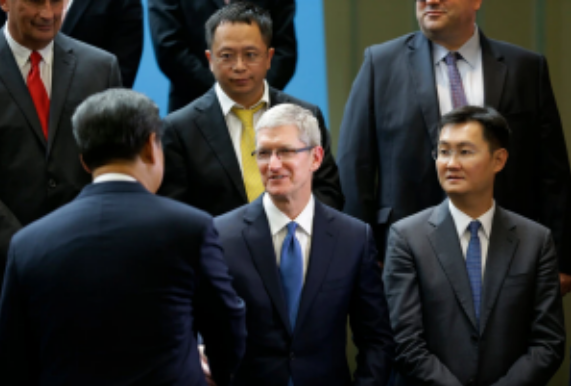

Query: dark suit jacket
(383, 200), (565, 386)
(0, 31), (122, 289)
(0, 181), (247, 386)
(214, 196), (394, 386)
(337, 31), (571, 272)
(158, 86), (344, 215)
(148, 0), (297, 112)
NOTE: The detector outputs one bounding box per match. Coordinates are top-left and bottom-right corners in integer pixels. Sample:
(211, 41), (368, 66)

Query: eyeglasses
(252, 146), (314, 162)
(431, 148), (479, 161)
(214, 51), (267, 67)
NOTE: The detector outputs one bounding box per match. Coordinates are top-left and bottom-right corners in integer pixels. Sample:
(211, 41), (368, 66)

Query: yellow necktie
(232, 103), (266, 202)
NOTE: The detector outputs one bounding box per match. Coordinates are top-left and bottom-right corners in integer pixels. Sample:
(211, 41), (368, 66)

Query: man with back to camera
(214, 103), (394, 386)
(159, 2), (343, 216)
(0, 89), (247, 386)
(383, 106), (565, 386)
(0, 0), (122, 286)
(337, 0), (571, 295)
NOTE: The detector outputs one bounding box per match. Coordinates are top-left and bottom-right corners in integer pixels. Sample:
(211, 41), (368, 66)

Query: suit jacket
(0, 31), (122, 289)
(337, 31), (571, 272)
(0, 181), (247, 386)
(214, 196), (394, 386)
(158, 86), (344, 216)
(148, 0), (297, 112)
(383, 200), (565, 386)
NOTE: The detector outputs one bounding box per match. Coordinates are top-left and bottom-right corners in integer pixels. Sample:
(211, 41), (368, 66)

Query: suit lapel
(481, 32), (507, 110)
(195, 89), (248, 202)
(428, 201), (478, 330)
(0, 30), (47, 148)
(61, 0), (92, 36)
(479, 208), (518, 334)
(407, 32), (441, 147)
(48, 34), (76, 156)
(294, 201), (337, 336)
(242, 197), (292, 334)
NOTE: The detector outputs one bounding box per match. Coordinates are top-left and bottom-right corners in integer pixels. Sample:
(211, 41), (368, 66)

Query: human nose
(232, 55), (247, 70)
(268, 151), (282, 169)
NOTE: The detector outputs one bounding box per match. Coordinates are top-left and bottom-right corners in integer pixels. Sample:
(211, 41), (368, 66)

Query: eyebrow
(438, 141), (477, 148)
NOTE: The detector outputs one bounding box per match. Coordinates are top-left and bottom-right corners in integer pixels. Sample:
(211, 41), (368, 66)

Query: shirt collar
(263, 193), (315, 237)
(4, 26), (54, 71)
(433, 25), (481, 69)
(93, 173), (138, 184)
(215, 80), (270, 116)
(448, 199), (495, 241)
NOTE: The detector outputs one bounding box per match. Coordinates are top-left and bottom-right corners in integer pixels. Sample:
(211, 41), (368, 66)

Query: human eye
(460, 149), (475, 157)
(256, 149), (271, 160)
(438, 148), (451, 157)
(219, 52), (234, 62)
(277, 148), (297, 159)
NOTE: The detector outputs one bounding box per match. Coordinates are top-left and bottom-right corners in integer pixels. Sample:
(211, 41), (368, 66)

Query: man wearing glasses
(214, 103), (394, 386)
(159, 2), (343, 217)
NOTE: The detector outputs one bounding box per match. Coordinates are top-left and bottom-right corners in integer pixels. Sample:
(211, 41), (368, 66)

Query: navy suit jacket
(214, 196), (394, 386)
(0, 182), (247, 386)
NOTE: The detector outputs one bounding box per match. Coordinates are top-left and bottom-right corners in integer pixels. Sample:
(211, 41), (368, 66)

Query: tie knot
(30, 51), (42, 67)
(286, 222), (298, 235)
(232, 102), (266, 122)
(444, 51), (462, 65)
(468, 220), (481, 236)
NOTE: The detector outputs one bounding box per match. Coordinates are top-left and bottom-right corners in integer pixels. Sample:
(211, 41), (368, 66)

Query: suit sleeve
(265, 0), (297, 90)
(489, 231), (565, 386)
(383, 226), (463, 386)
(194, 219), (247, 386)
(148, 0), (215, 97)
(158, 120), (192, 204)
(535, 56), (571, 274)
(106, 0), (143, 88)
(337, 48), (379, 225)
(312, 106), (344, 210)
(0, 201), (21, 291)
(350, 225), (394, 386)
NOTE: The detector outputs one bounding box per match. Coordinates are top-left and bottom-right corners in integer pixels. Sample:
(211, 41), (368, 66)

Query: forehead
(439, 121), (485, 144)
(212, 21), (265, 48)
(257, 124), (302, 146)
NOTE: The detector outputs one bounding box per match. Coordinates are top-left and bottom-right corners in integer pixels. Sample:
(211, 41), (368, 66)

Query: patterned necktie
(232, 103), (266, 202)
(28, 51), (50, 139)
(444, 51), (468, 109)
(466, 220), (482, 326)
(280, 222), (303, 330)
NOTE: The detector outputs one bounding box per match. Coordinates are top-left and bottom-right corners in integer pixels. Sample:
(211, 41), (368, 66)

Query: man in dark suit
(149, 0), (297, 112)
(0, 0), (122, 287)
(337, 0), (571, 288)
(383, 106), (565, 386)
(0, 0), (143, 87)
(214, 103), (394, 386)
(159, 2), (343, 216)
(0, 89), (247, 386)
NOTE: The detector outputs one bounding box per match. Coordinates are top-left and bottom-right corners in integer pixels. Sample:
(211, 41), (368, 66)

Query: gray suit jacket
(383, 200), (565, 386)
(0, 31), (122, 286)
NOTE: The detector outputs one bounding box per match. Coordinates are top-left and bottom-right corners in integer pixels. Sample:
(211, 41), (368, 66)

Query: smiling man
(158, 2), (343, 217)
(383, 106), (565, 386)
(0, 0), (121, 286)
(213, 103), (394, 386)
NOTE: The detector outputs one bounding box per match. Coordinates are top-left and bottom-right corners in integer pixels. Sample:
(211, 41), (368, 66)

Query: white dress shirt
(263, 193), (314, 282)
(449, 200), (496, 278)
(4, 26), (54, 98)
(433, 26), (484, 115)
(215, 80), (271, 173)
(93, 173), (138, 184)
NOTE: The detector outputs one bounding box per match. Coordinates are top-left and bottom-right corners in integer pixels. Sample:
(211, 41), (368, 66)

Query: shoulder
(316, 200), (370, 234)
(391, 206), (437, 235)
(214, 204), (249, 232)
(165, 89), (217, 126)
(485, 36), (544, 62)
(497, 206), (550, 236)
(365, 32), (418, 58)
(56, 33), (116, 63)
(270, 88), (319, 112)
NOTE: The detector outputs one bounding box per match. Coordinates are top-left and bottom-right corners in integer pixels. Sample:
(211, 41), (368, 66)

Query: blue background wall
(133, 0), (329, 125)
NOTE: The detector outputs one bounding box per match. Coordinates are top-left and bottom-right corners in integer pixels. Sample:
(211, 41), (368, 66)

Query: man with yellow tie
(159, 2), (343, 216)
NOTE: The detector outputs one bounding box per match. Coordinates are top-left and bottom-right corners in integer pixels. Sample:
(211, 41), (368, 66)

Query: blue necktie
(466, 221), (482, 326)
(444, 52), (468, 109)
(280, 222), (303, 330)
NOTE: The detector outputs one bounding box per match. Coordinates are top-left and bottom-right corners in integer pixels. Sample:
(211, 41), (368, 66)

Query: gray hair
(255, 104), (322, 146)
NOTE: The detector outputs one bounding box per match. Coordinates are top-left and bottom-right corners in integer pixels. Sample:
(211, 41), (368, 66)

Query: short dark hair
(205, 1), (273, 49)
(72, 89), (163, 170)
(438, 106), (511, 151)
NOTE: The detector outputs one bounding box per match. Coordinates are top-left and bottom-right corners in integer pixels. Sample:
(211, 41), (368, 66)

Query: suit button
(48, 178), (57, 189)
(290, 352), (295, 360)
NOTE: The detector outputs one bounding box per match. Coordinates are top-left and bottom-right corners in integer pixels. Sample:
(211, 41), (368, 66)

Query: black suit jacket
(214, 196), (394, 386)
(0, 182), (247, 386)
(383, 201), (565, 385)
(0, 31), (122, 288)
(337, 31), (571, 272)
(148, 0), (297, 112)
(159, 86), (344, 216)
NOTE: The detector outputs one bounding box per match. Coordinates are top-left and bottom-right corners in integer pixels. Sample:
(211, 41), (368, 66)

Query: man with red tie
(0, 0), (121, 286)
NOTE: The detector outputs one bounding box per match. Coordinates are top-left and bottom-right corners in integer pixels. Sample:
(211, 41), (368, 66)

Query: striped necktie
(444, 51), (468, 109)
(466, 220), (482, 326)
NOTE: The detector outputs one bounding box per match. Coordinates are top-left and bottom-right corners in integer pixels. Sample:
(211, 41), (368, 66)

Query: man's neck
(270, 193), (311, 220)
(448, 194), (494, 219)
(429, 24), (476, 52)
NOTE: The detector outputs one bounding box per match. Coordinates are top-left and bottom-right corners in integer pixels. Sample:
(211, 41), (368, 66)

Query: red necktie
(27, 51), (50, 139)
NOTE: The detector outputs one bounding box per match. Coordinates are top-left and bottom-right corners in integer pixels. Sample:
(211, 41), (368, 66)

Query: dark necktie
(444, 51), (468, 109)
(466, 221), (482, 326)
(27, 51), (50, 139)
(280, 222), (303, 330)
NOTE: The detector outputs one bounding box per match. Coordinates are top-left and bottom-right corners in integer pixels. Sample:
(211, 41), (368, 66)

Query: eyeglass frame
(431, 147), (483, 161)
(251, 146), (315, 162)
(212, 50), (269, 67)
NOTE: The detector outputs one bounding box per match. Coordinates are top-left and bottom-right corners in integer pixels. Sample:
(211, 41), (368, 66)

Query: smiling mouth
(269, 175), (287, 180)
